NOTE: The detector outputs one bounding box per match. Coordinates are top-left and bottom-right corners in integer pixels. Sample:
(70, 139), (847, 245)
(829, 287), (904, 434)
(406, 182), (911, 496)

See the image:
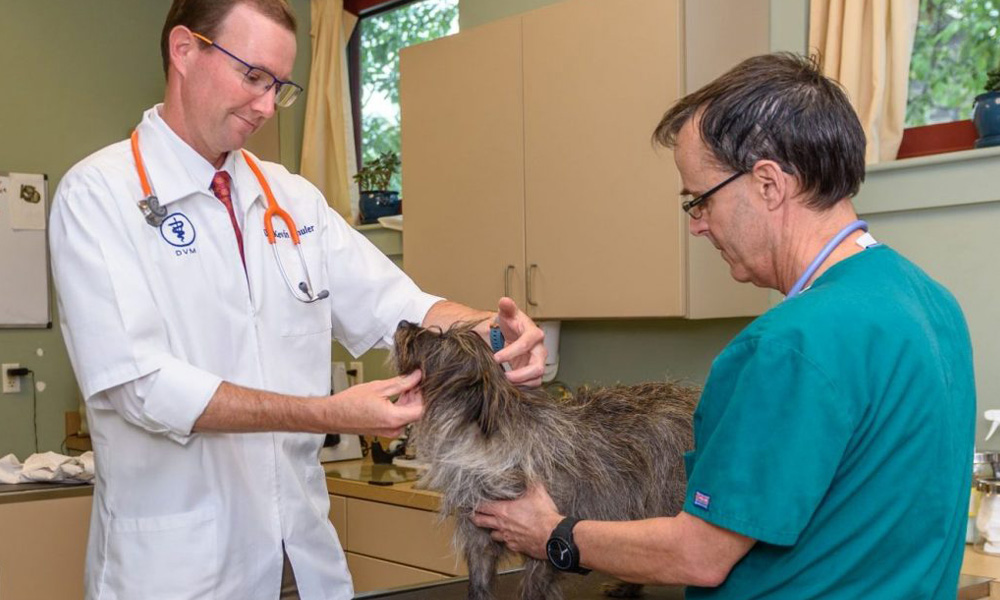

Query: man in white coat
(49, 1), (545, 598)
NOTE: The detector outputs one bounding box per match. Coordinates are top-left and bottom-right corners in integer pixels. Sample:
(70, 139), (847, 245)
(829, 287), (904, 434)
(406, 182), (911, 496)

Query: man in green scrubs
(471, 52), (976, 598)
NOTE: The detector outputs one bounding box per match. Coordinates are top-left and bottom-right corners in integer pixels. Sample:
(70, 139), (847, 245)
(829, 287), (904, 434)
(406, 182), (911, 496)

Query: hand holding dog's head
(393, 320), (518, 436)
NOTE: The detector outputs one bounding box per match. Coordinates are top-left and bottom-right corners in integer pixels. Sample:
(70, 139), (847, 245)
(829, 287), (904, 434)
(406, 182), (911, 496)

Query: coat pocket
(102, 507), (218, 600)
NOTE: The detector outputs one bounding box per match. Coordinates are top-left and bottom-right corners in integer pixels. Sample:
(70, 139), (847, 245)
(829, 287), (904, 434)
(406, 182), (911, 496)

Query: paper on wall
(0, 174), (9, 219)
(6, 172), (46, 230)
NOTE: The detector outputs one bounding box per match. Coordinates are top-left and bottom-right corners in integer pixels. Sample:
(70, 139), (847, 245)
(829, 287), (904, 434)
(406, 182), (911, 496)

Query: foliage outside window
(906, 0), (1000, 127)
(360, 0), (458, 193)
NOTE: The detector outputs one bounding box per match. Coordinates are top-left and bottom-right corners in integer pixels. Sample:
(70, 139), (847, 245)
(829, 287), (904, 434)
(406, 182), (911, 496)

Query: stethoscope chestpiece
(138, 195), (168, 227)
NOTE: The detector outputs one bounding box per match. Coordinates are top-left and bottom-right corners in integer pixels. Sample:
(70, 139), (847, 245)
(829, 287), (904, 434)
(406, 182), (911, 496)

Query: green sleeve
(683, 338), (858, 546)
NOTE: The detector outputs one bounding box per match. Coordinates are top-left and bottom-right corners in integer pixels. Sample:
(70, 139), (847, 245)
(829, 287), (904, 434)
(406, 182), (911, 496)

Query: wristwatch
(545, 517), (590, 574)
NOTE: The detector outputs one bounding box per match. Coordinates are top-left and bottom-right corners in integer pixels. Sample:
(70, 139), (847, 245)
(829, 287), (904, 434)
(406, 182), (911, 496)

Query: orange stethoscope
(130, 130), (329, 303)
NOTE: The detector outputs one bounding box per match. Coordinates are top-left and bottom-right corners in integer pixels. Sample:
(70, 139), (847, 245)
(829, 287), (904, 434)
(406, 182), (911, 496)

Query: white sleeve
(51, 162), (222, 437)
(322, 206), (443, 356)
(98, 369), (221, 445)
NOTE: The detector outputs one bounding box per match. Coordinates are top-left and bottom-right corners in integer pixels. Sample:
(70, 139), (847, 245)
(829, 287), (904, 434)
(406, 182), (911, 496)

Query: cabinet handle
(504, 265), (515, 298)
(526, 264), (539, 307)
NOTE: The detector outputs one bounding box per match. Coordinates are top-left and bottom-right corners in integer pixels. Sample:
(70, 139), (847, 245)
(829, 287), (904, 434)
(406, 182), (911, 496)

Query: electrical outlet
(349, 361), (364, 385)
(2, 363), (21, 394)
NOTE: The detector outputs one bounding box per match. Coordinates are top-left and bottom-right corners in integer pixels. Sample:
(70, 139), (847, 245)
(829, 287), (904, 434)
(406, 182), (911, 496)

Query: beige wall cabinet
(402, 0), (770, 319)
(401, 15), (528, 314)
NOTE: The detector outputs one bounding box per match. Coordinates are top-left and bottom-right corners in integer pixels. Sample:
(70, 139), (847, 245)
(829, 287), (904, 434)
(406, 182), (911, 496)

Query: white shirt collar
(136, 105), (259, 214)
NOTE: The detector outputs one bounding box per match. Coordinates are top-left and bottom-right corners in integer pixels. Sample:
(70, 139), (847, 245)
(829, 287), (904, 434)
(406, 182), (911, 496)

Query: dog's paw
(601, 581), (645, 598)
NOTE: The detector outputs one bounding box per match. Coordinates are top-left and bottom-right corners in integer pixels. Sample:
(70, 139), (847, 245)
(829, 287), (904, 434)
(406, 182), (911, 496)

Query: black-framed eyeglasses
(681, 171), (745, 219)
(192, 32), (304, 108)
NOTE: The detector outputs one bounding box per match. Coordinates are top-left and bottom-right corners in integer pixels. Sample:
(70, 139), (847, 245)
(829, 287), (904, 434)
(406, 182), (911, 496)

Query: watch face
(546, 538), (574, 570)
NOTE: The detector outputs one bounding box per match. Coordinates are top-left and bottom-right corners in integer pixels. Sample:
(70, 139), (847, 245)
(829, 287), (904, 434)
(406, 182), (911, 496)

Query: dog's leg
(460, 518), (504, 600)
(519, 558), (562, 600)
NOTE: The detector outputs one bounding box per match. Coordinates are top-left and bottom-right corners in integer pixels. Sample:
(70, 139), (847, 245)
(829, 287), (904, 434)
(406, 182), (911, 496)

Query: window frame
(345, 0), (425, 170)
(897, 0), (997, 160)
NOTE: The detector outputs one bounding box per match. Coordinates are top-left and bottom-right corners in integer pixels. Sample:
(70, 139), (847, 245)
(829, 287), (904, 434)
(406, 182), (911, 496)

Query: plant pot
(359, 191), (401, 225)
(973, 91), (1000, 148)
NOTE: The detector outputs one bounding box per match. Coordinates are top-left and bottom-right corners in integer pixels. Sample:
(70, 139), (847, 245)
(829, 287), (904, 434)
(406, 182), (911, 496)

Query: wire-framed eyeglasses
(192, 32), (304, 108)
(681, 171), (745, 219)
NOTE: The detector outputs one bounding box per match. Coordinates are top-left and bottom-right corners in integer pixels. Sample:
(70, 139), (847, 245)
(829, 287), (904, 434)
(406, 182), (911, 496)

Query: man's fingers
(504, 364), (544, 386)
(383, 370), (422, 396)
(471, 511), (499, 530)
(395, 388), (423, 408)
(493, 328), (545, 363)
(497, 297), (519, 320)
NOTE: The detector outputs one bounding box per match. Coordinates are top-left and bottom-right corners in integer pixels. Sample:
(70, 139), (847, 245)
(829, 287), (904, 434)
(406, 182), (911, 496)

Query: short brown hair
(653, 52), (866, 211)
(160, 0), (297, 76)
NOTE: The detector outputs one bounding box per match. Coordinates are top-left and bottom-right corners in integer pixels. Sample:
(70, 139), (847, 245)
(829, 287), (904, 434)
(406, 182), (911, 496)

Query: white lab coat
(49, 106), (441, 600)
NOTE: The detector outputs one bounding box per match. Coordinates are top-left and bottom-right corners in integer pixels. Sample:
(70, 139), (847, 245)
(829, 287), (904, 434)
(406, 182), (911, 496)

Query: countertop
(0, 481), (93, 505)
(324, 459), (440, 511)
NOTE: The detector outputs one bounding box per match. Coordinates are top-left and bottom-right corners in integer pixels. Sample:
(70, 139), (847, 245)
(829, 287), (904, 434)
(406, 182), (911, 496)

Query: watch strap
(549, 516), (590, 575)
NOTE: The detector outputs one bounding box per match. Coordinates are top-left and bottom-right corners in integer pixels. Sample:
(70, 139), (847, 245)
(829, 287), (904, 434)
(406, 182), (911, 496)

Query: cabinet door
(522, 0), (684, 318)
(0, 495), (91, 600)
(401, 17), (526, 311)
(346, 553), (448, 593)
(345, 498), (466, 575)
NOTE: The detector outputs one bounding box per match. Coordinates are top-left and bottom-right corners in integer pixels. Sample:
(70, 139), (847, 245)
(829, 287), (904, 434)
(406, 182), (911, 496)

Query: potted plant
(973, 66), (1000, 148)
(353, 151), (402, 225)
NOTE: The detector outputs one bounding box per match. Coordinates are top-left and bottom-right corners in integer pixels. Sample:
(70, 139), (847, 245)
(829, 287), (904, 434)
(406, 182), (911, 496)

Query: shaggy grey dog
(393, 321), (699, 600)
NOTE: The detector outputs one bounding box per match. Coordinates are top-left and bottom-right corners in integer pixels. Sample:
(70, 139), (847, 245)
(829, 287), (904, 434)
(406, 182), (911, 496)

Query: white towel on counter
(0, 451), (95, 484)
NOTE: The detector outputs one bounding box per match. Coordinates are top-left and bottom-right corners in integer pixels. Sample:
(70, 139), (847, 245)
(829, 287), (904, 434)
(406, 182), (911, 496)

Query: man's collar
(134, 105), (264, 215)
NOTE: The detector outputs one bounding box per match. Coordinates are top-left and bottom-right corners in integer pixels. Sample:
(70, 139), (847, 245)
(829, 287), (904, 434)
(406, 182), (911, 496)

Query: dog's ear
(448, 327), (516, 438)
(392, 320), (439, 374)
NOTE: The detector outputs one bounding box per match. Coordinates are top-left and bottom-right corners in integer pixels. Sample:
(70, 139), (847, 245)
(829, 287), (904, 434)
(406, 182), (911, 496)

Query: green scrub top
(683, 245), (975, 599)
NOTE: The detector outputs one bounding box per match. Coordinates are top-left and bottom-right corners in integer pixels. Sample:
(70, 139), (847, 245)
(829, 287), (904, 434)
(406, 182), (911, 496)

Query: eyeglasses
(681, 171), (745, 219)
(192, 32), (304, 108)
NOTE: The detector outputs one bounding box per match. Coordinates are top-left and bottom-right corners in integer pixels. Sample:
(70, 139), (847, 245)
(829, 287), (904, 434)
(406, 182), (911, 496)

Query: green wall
(0, 0), (311, 457)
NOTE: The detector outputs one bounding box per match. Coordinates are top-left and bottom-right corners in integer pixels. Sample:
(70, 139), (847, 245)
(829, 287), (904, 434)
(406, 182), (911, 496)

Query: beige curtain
(809, 0), (919, 163)
(301, 0), (359, 221)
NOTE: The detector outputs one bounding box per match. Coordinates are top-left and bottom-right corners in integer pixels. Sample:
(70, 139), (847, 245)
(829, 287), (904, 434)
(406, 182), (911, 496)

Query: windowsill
(870, 144), (1000, 174)
(854, 144), (1000, 216)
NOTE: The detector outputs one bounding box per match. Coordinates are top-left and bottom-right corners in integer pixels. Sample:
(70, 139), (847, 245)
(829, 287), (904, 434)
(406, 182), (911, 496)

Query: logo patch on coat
(160, 213), (196, 247)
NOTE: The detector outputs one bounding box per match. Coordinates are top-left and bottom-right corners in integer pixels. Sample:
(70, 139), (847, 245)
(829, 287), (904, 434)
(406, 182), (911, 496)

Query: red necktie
(209, 171), (246, 269)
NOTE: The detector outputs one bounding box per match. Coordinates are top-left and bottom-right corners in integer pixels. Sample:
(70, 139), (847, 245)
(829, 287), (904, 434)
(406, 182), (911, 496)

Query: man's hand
(471, 483), (563, 559)
(493, 297), (547, 387)
(321, 370), (423, 437)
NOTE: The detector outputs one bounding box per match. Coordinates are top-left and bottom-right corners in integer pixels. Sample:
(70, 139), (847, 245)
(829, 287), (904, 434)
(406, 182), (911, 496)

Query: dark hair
(652, 52), (866, 210)
(160, 0), (297, 76)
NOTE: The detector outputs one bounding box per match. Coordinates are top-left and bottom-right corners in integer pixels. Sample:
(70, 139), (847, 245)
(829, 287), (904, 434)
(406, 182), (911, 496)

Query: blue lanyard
(785, 220), (869, 299)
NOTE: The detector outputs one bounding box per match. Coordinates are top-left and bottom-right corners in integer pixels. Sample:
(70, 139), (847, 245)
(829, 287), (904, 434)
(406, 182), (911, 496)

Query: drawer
(346, 497), (467, 575)
(346, 552), (448, 593)
(329, 494), (347, 549)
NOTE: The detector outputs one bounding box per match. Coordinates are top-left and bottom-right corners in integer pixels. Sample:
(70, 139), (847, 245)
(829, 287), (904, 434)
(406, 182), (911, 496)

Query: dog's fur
(393, 321), (699, 600)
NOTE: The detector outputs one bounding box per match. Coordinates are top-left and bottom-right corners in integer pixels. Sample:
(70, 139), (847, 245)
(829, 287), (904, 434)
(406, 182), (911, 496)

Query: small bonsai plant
(354, 151), (402, 224)
(986, 66), (1000, 93)
(353, 151), (401, 192)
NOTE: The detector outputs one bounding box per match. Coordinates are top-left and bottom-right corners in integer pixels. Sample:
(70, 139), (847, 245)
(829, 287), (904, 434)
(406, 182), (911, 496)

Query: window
(899, 0), (1000, 157)
(351, 0), (458, 193)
